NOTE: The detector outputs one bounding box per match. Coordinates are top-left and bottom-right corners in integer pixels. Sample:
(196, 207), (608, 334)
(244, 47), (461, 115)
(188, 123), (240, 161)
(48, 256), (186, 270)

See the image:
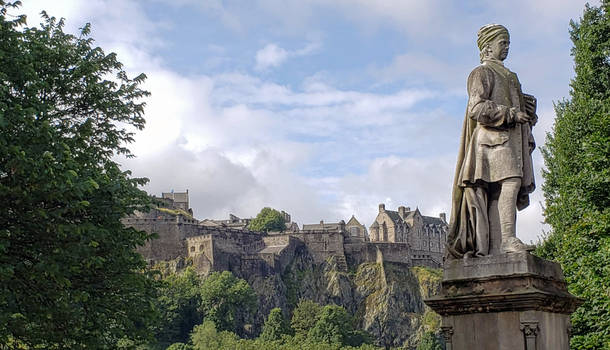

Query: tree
(248, 207), (286, 232)
(166, 343), (193, 350)
(0, 2), (157, 348)
(537, 1), (610, 349)
(416, 331), (443, 350)
(199, 271), (258, 334)
(291, 300), (322, 336)
(190, 320), (240, 350)
(154, 268), (204, 346)
(260, 308), (292, 341)
(307, 305), (370, 347)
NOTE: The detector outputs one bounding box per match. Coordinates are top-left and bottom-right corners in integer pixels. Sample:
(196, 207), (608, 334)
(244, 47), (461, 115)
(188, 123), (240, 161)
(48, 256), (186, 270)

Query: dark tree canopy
(260, 307), (292, 342)
(537, 1), (610, 349)
(291, 299), (323, 336)
(154, 268), (204, 346)
(416, 331), (443, 350)
(307, 304), (371, 347)
(0, 1), (157, 348)
(248, 207), (286, 232)
(199, 271), (258, 334)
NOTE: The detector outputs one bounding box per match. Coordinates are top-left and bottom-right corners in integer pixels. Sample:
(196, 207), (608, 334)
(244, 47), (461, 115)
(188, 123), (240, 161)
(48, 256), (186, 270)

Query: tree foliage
(307, 305), (371, 347)
(0, 2), (157, 348)
(537, 1), (610, 349)
(166, 343), (193, 350)
(291, 299), (323, 336)
(260, 308), (292, 341)
(248, 207), (286, 232)
(190, 315), (380, 350)
(199, 271), (258, 334)
(416, 331), (443, 350)
(154, 268), (203, 346)
(190, 320), (240, 350)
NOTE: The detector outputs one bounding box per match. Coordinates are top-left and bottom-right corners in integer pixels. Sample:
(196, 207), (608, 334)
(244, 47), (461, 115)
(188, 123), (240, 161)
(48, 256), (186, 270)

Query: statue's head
(477, 24), (510, 63)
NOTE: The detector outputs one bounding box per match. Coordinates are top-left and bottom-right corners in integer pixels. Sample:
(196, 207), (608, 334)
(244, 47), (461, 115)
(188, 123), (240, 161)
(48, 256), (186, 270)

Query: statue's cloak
(446, 62), (536, 258)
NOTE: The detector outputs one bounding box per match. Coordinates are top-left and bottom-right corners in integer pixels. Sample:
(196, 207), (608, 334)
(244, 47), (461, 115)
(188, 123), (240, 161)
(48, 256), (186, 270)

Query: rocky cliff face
(246, 245), (442, 349)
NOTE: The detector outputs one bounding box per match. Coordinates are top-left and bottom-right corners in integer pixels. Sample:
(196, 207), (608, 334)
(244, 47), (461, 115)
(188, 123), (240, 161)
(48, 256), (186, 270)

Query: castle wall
(345, 242), (411, 266)
(293, 232), (344, 263)
(211, 229), (265, 255)
(411, 249), (443, 268)
(263, 235), (291, 247)
(123, 212), (201, 262)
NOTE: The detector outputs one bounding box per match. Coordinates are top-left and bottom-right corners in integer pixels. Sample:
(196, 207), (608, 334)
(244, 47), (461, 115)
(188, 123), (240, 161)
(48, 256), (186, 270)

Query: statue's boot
(501, 236), (535, 253)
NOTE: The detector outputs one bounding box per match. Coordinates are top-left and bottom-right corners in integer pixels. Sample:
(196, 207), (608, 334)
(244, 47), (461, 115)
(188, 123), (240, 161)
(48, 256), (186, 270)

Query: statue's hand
(515, 111), (534, 124)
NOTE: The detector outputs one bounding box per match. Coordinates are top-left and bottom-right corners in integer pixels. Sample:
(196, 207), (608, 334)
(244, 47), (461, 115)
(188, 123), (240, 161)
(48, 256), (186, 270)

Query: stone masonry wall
(292, 232), (344, 263)
(344, 242), (412, 266)
(123, 211), (201, 262)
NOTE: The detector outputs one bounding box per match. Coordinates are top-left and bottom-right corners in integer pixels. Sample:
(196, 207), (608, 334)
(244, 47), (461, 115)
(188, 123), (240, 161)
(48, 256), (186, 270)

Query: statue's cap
(477, 24), (509, 51)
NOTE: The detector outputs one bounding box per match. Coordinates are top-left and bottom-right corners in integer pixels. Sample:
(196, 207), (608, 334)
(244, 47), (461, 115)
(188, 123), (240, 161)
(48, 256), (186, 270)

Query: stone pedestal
(425, 252), (581, 350)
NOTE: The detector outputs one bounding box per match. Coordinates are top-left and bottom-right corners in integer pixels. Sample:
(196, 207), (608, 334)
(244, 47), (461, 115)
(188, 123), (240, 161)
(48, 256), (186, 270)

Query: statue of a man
(446, 24), (537, 258)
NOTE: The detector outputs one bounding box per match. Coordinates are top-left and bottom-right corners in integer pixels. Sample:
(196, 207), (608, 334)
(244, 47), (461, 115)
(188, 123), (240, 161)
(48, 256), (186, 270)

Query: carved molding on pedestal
(440, 326), (454, 350)
(520, 321), (539, 350)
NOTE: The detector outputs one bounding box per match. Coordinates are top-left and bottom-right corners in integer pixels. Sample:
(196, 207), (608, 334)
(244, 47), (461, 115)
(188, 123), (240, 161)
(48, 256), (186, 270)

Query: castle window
(190, 246), (195, 252)
(199, 244), (204, 251)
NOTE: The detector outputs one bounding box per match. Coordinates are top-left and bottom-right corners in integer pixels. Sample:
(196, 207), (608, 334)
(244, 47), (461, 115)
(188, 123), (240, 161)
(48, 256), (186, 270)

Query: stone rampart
(124, 212), (202, 262)
(345, 242), (411, 266)
(293, 232), (344, 263)
(411, 249), (443, 268)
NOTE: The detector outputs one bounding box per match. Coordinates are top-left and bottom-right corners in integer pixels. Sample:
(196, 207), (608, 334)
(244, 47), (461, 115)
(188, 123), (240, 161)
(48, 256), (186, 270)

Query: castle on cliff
(123, 191), (447, 278)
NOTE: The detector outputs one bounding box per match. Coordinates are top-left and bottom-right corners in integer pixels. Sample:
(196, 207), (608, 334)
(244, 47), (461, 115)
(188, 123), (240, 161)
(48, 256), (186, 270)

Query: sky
(18, 0), (598, 244)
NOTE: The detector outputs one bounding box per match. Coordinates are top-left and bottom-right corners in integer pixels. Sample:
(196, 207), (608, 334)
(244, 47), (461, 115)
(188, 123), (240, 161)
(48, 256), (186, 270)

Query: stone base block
(440, 310), (570, 350)
(425, 252), (582, 350)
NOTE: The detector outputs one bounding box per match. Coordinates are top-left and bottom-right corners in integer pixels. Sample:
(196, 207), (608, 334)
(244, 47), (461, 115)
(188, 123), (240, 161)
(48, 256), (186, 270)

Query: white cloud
(255, 44), (289, 70)
(255, 42), (320, 70)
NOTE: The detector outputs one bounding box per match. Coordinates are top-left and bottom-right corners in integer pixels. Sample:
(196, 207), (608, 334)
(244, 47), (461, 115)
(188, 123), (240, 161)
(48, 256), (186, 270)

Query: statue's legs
(498, 177), (520, 238)
(493, 177), (533, 252)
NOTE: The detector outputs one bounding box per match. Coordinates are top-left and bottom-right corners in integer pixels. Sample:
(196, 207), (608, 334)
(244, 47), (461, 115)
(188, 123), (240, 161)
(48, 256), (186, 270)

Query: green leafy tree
(260, 308), (293, 341)
(199, 271), (258, 334)
(307, 305), (370, 347)
(0, 2), (157, 348)
(291, 300), (323, 336)
(190, 320), (240, 350)
(154, 268), (204, 346)
(248, 207), (286, 232)
(166, 342), (193, 350)
(537, 1), (610, 349)
(416, 331), (443, 350)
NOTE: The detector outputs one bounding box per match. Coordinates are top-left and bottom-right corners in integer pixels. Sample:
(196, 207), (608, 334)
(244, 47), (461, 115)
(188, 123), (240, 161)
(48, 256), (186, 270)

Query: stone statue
(446, 24), (537, 259)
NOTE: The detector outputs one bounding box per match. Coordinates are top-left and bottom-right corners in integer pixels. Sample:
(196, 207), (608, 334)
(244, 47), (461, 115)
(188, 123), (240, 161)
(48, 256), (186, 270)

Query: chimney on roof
(320, 220), (324, 225)
(440, 213), (447, 222)
(379, 203), (385, 212)
(398, 206), (406, 219)
(405, 207), (411, 212)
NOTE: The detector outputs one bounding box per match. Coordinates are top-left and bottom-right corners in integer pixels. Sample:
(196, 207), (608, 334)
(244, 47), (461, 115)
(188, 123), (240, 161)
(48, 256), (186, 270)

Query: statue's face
(487, 34), (510, 61)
